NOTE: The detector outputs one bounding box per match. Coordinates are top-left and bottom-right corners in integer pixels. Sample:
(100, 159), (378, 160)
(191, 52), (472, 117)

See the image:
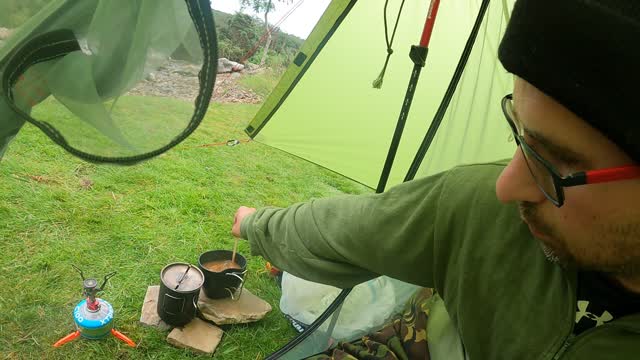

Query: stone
(139, 285), (171, 330)
(0, 27), (13, 40)
(167, 317), (223, 355)
(217, 57), (244, 73)
(198, 288), (272, 325)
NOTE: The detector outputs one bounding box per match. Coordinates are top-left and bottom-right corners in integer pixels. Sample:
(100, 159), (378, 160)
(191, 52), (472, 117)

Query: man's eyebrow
(511, 106), (589, 166)
(523, 126), (589, 166)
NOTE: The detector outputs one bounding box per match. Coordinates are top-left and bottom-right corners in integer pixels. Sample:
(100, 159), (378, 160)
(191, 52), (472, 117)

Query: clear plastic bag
(279, 273), (420, 341)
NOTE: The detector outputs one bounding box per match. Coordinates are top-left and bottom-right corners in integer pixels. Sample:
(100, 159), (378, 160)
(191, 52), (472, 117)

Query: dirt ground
(127, 59), (263, 104)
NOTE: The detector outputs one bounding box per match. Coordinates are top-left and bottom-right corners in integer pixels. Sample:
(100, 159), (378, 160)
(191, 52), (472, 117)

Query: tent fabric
(0, 0), (216, 163)
(247, 0), (516, 188)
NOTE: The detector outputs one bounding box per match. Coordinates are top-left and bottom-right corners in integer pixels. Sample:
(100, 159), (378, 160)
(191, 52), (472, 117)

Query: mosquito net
(0, 0), (216, 163)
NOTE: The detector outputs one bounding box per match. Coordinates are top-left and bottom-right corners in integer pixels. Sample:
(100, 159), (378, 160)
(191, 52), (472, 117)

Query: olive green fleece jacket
(240, 162), (640, 359)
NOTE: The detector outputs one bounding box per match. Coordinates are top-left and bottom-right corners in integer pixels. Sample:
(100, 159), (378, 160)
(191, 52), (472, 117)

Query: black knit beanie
(498, 0), (640, 161)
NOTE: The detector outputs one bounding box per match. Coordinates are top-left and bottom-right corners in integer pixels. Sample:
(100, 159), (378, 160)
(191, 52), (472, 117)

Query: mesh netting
(0, 0), (216, 163)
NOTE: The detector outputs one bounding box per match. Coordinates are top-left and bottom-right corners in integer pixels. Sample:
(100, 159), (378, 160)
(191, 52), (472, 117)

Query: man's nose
(496, 148), (547, 204)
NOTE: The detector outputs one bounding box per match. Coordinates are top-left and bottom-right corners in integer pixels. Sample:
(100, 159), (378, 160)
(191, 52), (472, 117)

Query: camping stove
(53, 266), (136, 348)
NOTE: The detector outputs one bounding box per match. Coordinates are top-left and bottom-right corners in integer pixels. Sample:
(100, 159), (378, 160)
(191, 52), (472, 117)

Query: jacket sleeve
(240, 170), (449, 289)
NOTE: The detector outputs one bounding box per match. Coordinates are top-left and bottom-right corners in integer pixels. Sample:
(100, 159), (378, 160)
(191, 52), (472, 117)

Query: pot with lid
(157, 263), (204, 327)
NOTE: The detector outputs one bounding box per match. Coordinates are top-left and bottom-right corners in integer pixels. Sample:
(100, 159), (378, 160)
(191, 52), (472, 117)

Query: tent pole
(376, 0), (441, 193)
(404, 0), (491, 182)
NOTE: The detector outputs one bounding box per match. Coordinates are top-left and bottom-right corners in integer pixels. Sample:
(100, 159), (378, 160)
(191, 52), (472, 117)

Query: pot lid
(161, 263), (203, 292)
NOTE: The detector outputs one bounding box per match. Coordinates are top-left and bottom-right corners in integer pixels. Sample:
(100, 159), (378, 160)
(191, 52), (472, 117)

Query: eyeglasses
(501, 94), (640, 207)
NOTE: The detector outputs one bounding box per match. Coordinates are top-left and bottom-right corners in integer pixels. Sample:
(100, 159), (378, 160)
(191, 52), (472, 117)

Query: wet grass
(0, 97), (370, 359)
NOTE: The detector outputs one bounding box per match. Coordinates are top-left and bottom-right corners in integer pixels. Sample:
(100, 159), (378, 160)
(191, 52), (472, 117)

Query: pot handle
(192, 296), (199, 317)
(225, 271), (246, 301)
(162, 293), (185, 315)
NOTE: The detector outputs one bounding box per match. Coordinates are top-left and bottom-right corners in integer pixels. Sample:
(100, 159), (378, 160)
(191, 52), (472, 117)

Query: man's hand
(232, 206), (257, 238)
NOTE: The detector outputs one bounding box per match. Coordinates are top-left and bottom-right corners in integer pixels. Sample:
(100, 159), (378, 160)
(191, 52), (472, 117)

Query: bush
(218, 39), (246, 62)
(214, 10), (304, 66)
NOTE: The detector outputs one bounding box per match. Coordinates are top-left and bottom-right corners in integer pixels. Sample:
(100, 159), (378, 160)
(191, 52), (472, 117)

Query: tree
(214, 7), (303, 66)
(239, 0), (292, 66)
(218, 12), (260, 61)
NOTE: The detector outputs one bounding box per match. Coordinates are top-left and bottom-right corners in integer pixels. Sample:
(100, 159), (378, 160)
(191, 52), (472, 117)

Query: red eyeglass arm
(585, 165), (640, 184)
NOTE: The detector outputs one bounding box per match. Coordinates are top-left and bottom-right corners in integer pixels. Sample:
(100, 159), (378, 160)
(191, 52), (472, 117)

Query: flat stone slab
(167, 317), (223, 354)
(139, 285), (171, 330)
(198, 288), (272, 325)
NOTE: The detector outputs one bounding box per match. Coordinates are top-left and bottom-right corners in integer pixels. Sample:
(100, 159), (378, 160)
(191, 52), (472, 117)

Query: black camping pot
(157, 263), (204, 327)
(198, 250), (247, 300)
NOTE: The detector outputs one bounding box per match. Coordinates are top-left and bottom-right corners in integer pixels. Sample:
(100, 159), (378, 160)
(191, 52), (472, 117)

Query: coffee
(202, 259), (241, 273)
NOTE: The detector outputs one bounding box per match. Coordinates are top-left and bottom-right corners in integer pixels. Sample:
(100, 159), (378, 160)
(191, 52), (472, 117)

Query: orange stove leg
(111, 328), (136, 347)
(53, 330), (81, 348)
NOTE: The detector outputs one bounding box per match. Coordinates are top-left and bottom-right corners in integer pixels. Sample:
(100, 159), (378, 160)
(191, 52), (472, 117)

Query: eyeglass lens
(505, 98), (559, 203)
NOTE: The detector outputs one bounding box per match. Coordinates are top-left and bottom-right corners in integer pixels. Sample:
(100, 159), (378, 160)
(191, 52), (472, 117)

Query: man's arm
(233, 170), (450, 289)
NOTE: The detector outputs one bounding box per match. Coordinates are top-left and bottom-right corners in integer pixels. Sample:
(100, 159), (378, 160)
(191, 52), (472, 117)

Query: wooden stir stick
(231, 236), (239, 265)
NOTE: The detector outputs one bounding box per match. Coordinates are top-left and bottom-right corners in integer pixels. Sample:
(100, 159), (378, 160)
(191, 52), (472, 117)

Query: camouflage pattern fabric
(306, 288), (433, 360)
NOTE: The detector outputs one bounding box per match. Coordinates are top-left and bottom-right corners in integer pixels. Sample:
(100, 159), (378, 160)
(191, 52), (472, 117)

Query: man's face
(496, 78), (640, 277)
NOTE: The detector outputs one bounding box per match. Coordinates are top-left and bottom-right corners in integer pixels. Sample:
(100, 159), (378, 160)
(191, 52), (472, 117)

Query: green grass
(0, 97), (370, 359)
(30, 96), (200, 158)
(237, 69), (283, 98)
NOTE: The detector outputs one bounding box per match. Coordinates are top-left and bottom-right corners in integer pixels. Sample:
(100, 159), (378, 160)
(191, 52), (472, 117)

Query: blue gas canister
(73, 297), (114, 339)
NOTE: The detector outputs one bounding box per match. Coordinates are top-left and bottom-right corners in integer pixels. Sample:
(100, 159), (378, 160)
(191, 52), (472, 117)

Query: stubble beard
(540, 243), (562, 264)
(519, 202), (572, 267)
(519, 202), (640, 277)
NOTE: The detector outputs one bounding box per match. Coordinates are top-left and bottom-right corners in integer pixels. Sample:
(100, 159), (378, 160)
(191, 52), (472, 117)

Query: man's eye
(556, 158), (582, 174)
(524, 136), (556, 160)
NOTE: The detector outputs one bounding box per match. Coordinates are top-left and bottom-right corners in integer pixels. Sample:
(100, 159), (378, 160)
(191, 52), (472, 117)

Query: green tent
(247, 0), (516, 190)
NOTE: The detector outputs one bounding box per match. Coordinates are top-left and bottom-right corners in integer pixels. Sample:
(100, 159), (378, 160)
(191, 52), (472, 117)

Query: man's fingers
(232, 206), (257, 238)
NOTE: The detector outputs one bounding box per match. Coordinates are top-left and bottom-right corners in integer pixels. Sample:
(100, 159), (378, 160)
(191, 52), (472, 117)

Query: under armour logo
(576, 300), (613, 327)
